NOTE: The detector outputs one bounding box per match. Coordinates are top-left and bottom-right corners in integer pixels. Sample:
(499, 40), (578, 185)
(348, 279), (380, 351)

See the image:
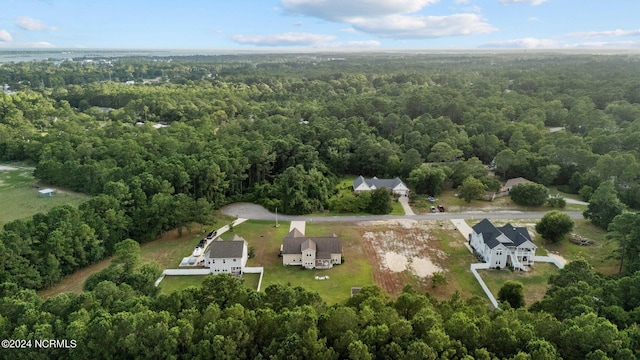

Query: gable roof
(285, 228), (305, 238)
(282, 236), (342, 256)
(472, 219), (534, 249)
(206, 239), (246, 259)
(353, 176), (407, 191)
(504, 177), (531, 189)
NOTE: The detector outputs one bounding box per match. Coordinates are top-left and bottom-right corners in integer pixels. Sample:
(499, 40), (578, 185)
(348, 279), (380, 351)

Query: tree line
(1, 257), (639, 359)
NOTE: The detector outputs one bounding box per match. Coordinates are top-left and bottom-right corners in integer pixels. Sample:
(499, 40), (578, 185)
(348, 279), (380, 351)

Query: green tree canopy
(535, 210), (574, 243)
(510, 182), (549, 207)
(583, 180), (625, 229)
(458, 176), (486, 203)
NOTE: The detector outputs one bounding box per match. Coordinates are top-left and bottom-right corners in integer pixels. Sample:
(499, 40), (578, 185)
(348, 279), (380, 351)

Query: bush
(547, 196), (566, 208)
(510, 182), (549, 207)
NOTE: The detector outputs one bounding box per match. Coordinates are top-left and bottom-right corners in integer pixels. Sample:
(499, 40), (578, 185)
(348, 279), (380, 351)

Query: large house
(281, 229), (342, 269)
(469, 219), (537, 270)
(204, 235), (248, 276)
(353, 176), (410, 197)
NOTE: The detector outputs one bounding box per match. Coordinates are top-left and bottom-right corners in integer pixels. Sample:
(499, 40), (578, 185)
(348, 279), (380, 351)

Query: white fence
(470, 263), (499, 309)
(244, 267), (265, 291)
(164, 269), (212, 275)
(533, 256), (565, 269)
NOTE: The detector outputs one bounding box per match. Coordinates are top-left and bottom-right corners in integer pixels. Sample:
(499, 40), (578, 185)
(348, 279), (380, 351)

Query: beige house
(501, 177), (531, 192)
(281, 229), (342, 269)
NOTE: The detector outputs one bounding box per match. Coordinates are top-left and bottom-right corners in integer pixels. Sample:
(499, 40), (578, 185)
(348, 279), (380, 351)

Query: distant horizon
(1, 1), (639, 50)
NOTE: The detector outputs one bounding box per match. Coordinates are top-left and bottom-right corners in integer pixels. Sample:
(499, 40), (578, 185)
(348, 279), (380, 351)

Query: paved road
(221, 202), (584, 222)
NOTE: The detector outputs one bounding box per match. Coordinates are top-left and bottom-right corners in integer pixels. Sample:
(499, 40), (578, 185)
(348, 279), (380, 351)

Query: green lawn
(479, 263), (560, 306)
(430, 228), (486, 300)
(0, 164), (90, 227)
(159, 273), (262, 295)
(166, 220), (375, 305)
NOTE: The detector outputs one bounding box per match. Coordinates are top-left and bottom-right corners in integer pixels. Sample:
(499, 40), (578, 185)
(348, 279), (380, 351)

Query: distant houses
(353, 176), (410, 197)
(469, 219), (537, 270)
(281, 228), (343, 269)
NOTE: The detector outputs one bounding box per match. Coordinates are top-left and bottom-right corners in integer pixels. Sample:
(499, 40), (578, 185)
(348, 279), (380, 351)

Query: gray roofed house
(204, 236), (249, 276)
(502, 177), (532, 192)
(469, 219), (536, 270)
(282, 228), (342, 269)
(353, 176), (410, 196)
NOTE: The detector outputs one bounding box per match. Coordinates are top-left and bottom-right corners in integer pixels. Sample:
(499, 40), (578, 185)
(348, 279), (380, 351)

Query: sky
(1, 0), (639, 50)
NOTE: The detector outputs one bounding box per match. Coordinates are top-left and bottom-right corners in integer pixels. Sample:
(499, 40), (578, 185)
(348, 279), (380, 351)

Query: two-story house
(204, 235), (248, 276)
(281, 229), (342, 269)
(469, 219), (537, 270)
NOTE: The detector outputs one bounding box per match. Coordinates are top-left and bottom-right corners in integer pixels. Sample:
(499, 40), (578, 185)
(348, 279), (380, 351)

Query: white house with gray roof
(281, 229), (342, 269)
(353, 176), (410, 197)
(204, 235), (248, 276)
(469, 219), (536, 270)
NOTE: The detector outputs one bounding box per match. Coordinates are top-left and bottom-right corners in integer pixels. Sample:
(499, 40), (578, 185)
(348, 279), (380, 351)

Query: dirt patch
(359, 220), (446, 297)
(0, 165), (18, 170)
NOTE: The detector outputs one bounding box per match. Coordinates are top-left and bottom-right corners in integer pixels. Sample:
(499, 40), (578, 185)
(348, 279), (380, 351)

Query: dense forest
(1, 53), (640, 358)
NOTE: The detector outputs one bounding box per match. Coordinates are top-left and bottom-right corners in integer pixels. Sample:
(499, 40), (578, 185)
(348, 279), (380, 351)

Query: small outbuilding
(38, 188), (55, 197)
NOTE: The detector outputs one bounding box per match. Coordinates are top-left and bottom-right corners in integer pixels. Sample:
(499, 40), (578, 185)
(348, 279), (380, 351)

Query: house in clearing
(281, 228), (342, 269)
(469, 219), (537, 270)
(204, 235), (248, 276)
(353, 176), (410, 197)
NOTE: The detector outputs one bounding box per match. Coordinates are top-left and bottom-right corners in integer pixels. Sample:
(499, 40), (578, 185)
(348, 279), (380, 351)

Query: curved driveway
(221, 202), (584, 222)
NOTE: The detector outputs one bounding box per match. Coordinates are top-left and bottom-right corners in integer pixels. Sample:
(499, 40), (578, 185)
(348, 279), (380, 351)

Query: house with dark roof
(281, 229), (342, 269)
(469, 219), (537, 270)
(204, 235), (248, 276)
(353, 176), (410, 196)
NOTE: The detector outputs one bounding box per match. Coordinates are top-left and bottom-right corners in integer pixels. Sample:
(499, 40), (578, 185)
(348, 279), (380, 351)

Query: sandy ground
(359, 219), (445, 295)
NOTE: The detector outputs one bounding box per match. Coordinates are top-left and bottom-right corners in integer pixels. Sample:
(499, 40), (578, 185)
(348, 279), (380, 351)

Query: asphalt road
(221, 203), (584, 222)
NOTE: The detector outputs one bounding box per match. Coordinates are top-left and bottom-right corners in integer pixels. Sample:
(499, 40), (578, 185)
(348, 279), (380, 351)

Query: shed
(38, 188), (55, 197)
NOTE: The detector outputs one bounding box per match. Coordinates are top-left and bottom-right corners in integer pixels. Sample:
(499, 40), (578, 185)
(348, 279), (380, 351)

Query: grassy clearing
(234, 220), (374, 305)
(480, 263), (560, 306)
(0, 164), (90, 227)
(159, 275), (207, 294)
(429, 227), (485, 301)
(159, 273), (262, 295)
(411, 189), (585, 214)
(542, 218), (618, 275)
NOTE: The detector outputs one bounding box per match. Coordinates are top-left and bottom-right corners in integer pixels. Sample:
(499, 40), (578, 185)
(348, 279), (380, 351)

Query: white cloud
(281, 0), (439, 21)
(16, 16), (55, 31)
(340, 28), (357, 33)
(281, 0), (495, 39)
(500, 0), (549, 5)
(350, 13), (497, 38)
(564, 40), (640, 49)
(0, 30), (12, 42)
(480, 37), (560, 48)
(0, 41), (55, 48)
(528, 17), (539, 22)
(455, 0), (471, 3)
(565, 29), (640, 38)
(343, 40), (381, 48)
(231, 32), (335, 46)
(293, 21), (303, 27)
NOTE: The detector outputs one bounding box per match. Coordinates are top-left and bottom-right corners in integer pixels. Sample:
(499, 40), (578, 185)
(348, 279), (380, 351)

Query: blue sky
(1, 0), (639, 50)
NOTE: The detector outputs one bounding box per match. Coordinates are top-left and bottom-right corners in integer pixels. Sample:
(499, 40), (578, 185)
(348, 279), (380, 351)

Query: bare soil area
(358, 220), (445, 297)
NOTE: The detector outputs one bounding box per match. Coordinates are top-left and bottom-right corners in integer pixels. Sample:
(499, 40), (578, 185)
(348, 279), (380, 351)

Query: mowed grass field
(0, 164), (89, 227)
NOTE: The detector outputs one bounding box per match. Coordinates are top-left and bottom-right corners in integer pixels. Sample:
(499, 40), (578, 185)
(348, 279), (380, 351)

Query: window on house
(233, 259), (236, 262)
